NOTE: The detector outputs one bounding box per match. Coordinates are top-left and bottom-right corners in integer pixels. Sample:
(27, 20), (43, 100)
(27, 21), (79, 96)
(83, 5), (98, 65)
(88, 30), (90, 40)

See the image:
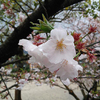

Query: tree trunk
(15, 90), (22, 100)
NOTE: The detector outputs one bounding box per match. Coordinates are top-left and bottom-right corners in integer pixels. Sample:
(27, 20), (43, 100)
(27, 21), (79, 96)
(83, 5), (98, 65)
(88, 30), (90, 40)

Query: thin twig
(0, 74), (14, 100)
(38, 0), (48, 19)
(86, 40), (100, 47)
(0, 84), (18, 94)
(60, 78), (80, 100)
(78, 74), (100, 79)
(1, 56), (30, 66)
(0, 18), (16, 29)
(53, 83), (66, 90)
(1, 93), (9, 99)
(77, 80), (89, 92)
(14, 0), (29, 19)
(85, 80), (97, 100)
(21, 1), (34, 11)
(63, 84), (80, 100)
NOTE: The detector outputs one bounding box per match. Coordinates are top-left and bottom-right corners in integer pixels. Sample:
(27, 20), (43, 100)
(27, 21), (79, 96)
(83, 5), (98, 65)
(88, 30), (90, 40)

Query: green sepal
(30, 14), (54, 33)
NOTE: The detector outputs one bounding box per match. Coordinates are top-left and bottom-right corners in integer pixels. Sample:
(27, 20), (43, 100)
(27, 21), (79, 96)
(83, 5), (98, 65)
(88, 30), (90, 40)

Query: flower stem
(74, 51), (81, 59)
(80, 33), (89, 41)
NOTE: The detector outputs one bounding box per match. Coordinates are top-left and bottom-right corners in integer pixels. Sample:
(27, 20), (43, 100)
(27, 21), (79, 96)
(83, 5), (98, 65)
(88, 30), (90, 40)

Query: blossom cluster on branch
(19, 27), (83, 86)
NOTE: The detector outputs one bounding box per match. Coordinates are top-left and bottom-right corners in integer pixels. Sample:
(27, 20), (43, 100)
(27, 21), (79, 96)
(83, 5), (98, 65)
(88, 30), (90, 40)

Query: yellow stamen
(56, 39), (66, 51)
(62, 60), (68, 67)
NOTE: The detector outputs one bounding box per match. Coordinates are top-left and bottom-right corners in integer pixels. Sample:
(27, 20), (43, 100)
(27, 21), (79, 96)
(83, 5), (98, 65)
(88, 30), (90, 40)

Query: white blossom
(79, 54), (87, 60)
(25, 73), (30, 80)
(33, 68), (40, 72)
(18, 28), (83, 85)
(18, 12), (26, 22)
(14, 79), (28, 90)
(4, 9), (13, 16)
(6, 69), (12, 75)
(94, 47), (100, 51)
(1, 4), (5, 9)
(39, 28), (76, 64)
(19, 39), (51, 66)
(47, 59), (82, 80)
(18, 39), (37, 55)
(0, 67), (5, 72)
(62, 79), (70, 86)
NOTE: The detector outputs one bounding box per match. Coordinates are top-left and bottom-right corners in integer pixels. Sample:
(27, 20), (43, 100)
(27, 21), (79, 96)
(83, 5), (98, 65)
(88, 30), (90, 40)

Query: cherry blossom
(88, 25), (97, 34)
(18, 39), (37, 55)
(19, 39), (51, 67)
(0, 67), (5, 72)
(94, 47), (100, 51)
(4, 9), (14, 17)
(78, 54), (88, 60)
(61, 79), (70, 86)
(6, 69), (12, 75)
(14, 79), (28, 90)
(47, 59), (82, 81)
(45, 75), (57, 87)
(25, 73), (30, 80)
(18, 12), (27, 23)
(1, 4), (7, 9)
(76, 42), (85, 50)
(39, 28), (76, 64)
(72, 32), (81, 42)
(18, 28), (83, 85)
(87, 53), (96, 62)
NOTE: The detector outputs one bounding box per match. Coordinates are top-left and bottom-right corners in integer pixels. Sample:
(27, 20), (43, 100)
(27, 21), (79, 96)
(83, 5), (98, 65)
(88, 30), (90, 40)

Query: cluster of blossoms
(1, 1), (10, 10)
(14, 79), (29, 90)
(19, 28), (83, 85)
(13, 72), (30, 90)
(17, 12), (27, 23)
(72, 26), (97, 63)
(89, 92), (99, 99)
(0, 67), (12, 75)
(27, 32), (46, 46)
(1, 1), (26, 28)
(1, 2), (15, 17)
(72, 32), (85, 50)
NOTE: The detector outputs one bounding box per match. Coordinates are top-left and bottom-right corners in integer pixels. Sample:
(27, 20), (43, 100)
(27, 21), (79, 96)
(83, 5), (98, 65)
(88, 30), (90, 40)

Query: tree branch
(1, 56), (30, 66)
(0, 74), (14, 100)
(0, 0), (83, 66)
(14, 0), (29, 19)
(63, 84), (80, 100)
(0, 18), (16, 29)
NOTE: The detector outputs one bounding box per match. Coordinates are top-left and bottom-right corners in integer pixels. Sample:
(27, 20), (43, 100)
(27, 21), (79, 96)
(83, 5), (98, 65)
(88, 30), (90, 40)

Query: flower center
(56, 39), (66, 51)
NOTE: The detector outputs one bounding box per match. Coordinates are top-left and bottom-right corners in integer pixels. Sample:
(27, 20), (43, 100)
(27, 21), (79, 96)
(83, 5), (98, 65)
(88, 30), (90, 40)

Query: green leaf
(30, 27), (40, 30)
(42, 14), (47, 23)
(30, 14), (54, 33)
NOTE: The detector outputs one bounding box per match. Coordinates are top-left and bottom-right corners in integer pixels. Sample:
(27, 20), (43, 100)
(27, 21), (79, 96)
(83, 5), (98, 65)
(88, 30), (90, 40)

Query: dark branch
(0, 74), (14, 100)
(1, 56), (30, 66)
(0, 84), (18, 94)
